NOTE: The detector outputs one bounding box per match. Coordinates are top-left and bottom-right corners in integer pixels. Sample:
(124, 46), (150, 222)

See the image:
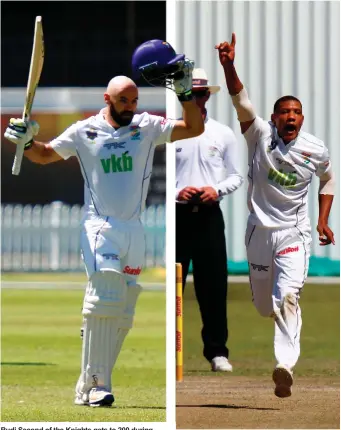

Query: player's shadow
(1, 362), (56, 366)
(177, 404), (279, 411)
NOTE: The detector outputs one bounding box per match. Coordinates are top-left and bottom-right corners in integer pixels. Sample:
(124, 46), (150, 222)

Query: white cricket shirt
(244, 116), (332, 228)
(175, 117), (243, 201)
(50, 110), (174, 220)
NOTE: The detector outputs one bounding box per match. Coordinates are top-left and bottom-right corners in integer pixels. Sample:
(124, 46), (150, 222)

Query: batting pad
(109, 284), (142, 390)
(76, 271), (127, 397)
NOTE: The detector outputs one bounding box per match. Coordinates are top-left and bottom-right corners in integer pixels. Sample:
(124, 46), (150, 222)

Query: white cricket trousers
(245, 220), (312, 369)
(81, 214), (146, 280)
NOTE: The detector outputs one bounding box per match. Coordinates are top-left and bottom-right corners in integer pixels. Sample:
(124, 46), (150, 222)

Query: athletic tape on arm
(231, 88), (256, 122)
(319, 170), (335, 195)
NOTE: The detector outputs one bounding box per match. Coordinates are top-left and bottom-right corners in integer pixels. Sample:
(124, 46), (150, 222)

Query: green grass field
(1, 267), (166, 283)
(2, 271), (339, 423)
(1, 272), (166, 422)
(183, 282), (340, 377)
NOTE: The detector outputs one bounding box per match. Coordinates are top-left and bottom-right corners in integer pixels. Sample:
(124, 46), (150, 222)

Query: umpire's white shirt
(50, 110), (174, 221)
(175, 117), (243, 200)
(244, 116), (332, 229)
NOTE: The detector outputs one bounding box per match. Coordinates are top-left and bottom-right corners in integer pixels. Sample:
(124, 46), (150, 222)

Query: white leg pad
(108, 284), (142, 390)
(75, 271), (127, 399)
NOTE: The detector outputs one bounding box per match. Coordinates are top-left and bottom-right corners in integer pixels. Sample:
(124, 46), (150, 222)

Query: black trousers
(176, 202), (229, 362)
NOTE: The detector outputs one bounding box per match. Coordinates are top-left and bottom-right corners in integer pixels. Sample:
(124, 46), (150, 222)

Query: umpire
(175, 68), (243, 371)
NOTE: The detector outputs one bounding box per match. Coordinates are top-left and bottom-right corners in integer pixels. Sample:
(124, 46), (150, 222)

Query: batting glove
(4, 118), (39, 149)
(173, 58), (195, 101)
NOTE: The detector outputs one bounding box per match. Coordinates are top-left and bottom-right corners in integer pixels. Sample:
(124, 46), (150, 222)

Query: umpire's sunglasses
(192, 89), (210, 98)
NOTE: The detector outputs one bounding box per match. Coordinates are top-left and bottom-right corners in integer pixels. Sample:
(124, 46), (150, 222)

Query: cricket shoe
(89, 387), (115, 407)
(211, 356), (233, 372)
(74, 387), (114, 407)
(272, 364), (293, 398)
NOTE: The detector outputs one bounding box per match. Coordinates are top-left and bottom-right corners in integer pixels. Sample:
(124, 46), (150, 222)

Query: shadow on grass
(177, 404), (279, 411)
(184, 370), (273, 377)
(186, 370), (212, 374)
(115, 406), (166, 410)
(1, 362), (56, 366)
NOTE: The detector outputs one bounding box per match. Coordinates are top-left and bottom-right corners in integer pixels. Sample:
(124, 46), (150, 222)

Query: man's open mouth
(284, 124), (297, 132)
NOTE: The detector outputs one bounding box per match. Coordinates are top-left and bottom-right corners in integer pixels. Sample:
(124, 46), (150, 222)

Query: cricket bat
(12, 16), (44, 176)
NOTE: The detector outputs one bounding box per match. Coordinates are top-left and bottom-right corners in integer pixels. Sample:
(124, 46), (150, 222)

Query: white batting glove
(4, 118), (40, 147)
(173, 59), (195, 100)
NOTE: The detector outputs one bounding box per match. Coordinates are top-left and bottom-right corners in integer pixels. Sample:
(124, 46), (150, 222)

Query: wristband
(24, 139), (33, 151)
(177, 90), (193, 102)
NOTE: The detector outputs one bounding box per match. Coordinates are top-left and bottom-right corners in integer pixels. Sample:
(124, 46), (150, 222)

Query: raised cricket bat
(12, 16), (44, 176)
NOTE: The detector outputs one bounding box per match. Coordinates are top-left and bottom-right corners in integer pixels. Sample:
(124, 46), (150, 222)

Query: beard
(109, 102), (134, 127)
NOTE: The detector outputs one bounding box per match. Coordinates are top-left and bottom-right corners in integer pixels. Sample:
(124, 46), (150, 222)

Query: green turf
(1, 267), (166, 283)
(1, 288), (166, 422)
(183, 282), (340, 377)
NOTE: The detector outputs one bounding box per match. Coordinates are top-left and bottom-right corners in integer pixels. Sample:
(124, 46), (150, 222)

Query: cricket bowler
(215, 34), (335, 398)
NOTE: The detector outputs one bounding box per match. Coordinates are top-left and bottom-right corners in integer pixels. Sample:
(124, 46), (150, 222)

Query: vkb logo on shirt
(268, 168), (297, 188)
(100, 151), (133, 173)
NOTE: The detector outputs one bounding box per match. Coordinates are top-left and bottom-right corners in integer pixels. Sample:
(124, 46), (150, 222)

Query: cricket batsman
(4, 39), (204, 407)
(215, 34), (335, 398)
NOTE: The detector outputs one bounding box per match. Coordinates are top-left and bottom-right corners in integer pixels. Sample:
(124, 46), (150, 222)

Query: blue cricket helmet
(132, 39), (185, 87)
